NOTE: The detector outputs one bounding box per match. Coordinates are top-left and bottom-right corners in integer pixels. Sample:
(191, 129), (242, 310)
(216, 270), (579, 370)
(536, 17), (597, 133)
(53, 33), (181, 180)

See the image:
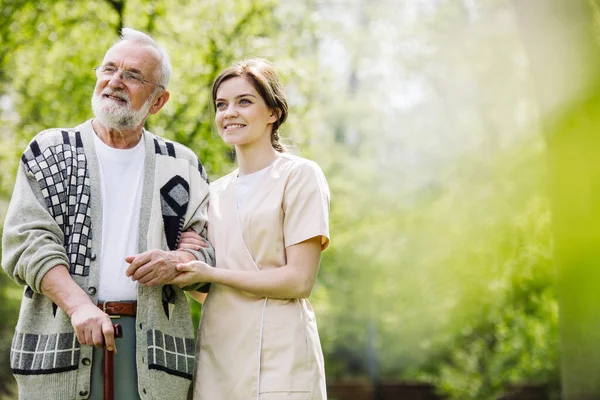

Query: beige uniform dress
(193, 153), (330, 400)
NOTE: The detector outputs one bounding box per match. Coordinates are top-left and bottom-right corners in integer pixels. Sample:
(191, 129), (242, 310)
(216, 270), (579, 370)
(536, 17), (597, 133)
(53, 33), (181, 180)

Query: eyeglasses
(94, 65), (165, 90)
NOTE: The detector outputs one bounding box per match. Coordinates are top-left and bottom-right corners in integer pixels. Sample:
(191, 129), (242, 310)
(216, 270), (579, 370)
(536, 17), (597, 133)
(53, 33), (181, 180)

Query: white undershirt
(94, 133), (145, 301)
(236, 167), (269, 213)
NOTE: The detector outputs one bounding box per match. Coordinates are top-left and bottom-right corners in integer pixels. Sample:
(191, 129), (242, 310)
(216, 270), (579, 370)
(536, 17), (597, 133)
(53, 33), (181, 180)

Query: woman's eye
(216, 102), (226, 110)
(239, 98), (251, 104)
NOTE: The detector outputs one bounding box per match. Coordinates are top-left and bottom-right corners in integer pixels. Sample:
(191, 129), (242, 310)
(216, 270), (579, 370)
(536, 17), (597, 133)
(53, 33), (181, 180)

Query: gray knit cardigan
(2, 120), (214, 400)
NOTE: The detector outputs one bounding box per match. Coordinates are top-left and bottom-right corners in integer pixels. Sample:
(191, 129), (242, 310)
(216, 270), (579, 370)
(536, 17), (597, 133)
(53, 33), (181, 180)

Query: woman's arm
(169, 236), (323, 299)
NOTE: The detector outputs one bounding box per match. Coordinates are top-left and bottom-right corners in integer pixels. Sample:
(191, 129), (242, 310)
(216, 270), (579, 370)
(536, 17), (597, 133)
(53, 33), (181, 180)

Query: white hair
(117, 27), (172, 90)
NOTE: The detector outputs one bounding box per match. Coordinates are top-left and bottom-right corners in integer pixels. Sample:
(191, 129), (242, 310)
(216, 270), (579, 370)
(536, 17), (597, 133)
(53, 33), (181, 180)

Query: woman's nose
(224, 105), (238, 117)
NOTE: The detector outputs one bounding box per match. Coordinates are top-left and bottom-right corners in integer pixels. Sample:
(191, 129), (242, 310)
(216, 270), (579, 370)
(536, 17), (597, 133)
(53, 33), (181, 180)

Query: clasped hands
(125, 229), (212, 287)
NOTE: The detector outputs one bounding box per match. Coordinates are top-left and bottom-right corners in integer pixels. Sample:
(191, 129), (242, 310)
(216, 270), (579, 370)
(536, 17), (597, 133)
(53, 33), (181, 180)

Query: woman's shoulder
(279, 153), (322, 173)
(276, 153), (325, 177)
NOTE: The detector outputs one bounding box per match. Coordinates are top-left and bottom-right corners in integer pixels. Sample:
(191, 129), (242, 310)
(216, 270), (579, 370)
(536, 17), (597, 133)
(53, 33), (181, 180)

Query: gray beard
(91, 92), (154, 131)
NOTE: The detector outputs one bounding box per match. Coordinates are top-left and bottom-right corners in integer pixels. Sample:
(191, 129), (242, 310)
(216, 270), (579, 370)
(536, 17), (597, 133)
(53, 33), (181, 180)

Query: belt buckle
(102, 301), (121, 319)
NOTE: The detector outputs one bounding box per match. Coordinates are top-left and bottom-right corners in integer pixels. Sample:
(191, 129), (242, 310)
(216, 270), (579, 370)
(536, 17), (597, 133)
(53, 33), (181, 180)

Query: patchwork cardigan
(2, 119), (214, 400)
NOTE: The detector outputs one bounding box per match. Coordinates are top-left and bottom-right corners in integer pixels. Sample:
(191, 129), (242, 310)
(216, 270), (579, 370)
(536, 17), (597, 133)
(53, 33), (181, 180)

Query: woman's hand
(178, 229), (209, 250)
(168, 260), (215, 288)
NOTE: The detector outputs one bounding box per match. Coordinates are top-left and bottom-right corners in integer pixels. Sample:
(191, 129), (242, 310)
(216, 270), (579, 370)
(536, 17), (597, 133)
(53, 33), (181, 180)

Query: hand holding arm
(169, 237), (323, 299)
(125, 249), (196, 287)
(176, 228), (214, 292)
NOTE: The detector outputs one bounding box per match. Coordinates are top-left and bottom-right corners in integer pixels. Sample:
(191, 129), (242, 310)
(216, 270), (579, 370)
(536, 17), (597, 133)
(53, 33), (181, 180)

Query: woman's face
(214, 76), (277, 149)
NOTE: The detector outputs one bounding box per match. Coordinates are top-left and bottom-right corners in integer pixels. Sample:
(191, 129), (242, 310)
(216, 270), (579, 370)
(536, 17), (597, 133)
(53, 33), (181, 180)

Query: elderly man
(2, 28), (212, 399)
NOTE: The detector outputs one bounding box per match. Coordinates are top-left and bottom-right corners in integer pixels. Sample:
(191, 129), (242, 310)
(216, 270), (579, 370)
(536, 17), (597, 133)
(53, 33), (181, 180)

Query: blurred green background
(4, 0), (600, 399)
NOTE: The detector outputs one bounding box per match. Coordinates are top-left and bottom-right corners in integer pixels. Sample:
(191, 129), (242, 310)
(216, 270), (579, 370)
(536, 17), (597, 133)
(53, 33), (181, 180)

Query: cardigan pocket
(10, 330), (81, 375)
(146, 328), (195, 380)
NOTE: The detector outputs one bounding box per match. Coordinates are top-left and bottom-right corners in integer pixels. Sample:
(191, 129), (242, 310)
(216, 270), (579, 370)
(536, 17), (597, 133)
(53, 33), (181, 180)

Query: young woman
(170, 58), (330, 399)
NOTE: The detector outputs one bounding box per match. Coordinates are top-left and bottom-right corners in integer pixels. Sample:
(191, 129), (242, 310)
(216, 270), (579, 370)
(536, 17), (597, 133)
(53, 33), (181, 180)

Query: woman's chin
(222, 136), (244, 147)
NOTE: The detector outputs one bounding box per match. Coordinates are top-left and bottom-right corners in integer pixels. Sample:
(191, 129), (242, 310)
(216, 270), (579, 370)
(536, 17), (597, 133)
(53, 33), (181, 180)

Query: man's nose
(107, 71), (126, 88)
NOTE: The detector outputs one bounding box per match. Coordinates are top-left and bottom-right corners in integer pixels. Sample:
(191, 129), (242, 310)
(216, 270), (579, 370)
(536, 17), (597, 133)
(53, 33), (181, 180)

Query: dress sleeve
(282, 160), (330, 250)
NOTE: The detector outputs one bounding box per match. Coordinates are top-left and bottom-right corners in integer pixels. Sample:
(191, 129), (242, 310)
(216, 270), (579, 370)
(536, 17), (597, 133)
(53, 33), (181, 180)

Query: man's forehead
(102, 41), (160, 70)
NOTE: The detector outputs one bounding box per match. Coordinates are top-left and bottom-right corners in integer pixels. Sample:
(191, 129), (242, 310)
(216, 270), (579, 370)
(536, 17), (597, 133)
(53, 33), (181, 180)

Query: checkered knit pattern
(20, 130), (92, 276)
(146, 329), (195, 380)
(10, 331), (81, 375)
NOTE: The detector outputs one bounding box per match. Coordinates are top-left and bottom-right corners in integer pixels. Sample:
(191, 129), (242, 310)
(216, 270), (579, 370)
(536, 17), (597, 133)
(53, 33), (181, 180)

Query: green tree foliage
(420, 194), (559, 399)
(309, 1), (559, 396)
(316, 131), (556, 395)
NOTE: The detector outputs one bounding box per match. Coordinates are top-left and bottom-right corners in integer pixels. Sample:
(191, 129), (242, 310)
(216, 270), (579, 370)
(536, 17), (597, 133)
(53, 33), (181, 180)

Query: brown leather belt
(97, 301), (137, 317)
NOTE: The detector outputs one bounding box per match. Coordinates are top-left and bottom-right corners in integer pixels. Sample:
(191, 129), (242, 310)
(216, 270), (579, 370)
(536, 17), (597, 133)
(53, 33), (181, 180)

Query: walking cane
(103, 323), (123, 400)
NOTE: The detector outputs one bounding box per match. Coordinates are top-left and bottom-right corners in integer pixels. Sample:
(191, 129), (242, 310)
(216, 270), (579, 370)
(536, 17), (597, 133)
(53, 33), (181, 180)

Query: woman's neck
(236, 143), (279, 176)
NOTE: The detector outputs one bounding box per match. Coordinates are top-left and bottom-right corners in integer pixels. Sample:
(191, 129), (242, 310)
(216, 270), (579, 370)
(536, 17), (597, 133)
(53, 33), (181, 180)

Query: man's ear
(150, 90), (170, 115)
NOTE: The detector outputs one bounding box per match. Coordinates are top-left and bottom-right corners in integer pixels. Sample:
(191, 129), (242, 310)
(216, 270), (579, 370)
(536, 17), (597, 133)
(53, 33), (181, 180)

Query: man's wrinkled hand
(69, 303), (116, 352)
(125, 249), (184, 286)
